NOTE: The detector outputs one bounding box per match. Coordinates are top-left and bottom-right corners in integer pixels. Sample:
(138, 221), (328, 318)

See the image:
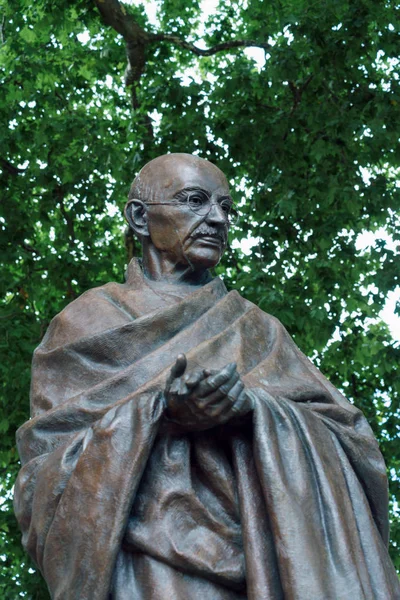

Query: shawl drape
(14, 259), (400, 599)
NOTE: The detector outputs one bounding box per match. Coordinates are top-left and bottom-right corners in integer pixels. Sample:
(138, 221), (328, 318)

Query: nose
(205, 202), (228, 226)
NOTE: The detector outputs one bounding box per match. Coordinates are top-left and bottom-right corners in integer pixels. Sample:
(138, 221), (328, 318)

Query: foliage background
(1, 0), (399, 596)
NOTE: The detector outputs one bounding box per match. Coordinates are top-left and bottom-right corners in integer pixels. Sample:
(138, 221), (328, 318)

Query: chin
(184, 247), (223, 270)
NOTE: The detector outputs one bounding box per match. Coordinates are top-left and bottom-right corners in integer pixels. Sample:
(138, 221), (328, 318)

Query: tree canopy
(1, 0), (399, 596)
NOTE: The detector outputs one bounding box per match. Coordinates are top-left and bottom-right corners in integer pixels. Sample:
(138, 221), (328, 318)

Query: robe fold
(14, 259), (400, 599)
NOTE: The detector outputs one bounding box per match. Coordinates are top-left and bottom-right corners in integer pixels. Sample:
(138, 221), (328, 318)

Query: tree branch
(94, 0), (270, 146)
(283, 74), (314, 140)
(20, 241), (41, 256)
(55, 186), (76, 243)
(94, 0), (149, 86)
(94, 0), (149, 42)
(351, 373), (359, 401)
(94, 0), (153, 141)
(54, 185), (77, 299)
(94, 0), (271, 82)
(0, 13), (6, 45)
(150, 34), (271, 56)
(288, 74), (314, 112)
(0, 158), (26, 176)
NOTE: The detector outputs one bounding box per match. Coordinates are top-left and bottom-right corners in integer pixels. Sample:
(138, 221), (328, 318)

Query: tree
(1, 0), (399, 595)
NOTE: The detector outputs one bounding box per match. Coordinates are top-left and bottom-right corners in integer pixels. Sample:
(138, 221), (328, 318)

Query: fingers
(196, 371), (240, 408)
(166, 358), (247, 430)
(196, 362), (237, 398)
(184, 369), (207, 389)
(227, 380), (245, 405)
(169, 377), (185, 395)
(166, 354), (187, 388)
(173, 354), (187, 377)
(190, 372), (245, 425)
(170, 366), (212, 396)
(220, 388), (254, 423)
(205, 381), (245, 416)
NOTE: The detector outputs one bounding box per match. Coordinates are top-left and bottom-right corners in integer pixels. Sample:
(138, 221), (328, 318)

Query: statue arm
(13, 288), (172, 599)
(14, 388), (165, 599)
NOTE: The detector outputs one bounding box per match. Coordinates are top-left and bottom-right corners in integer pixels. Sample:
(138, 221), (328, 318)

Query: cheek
(147, 211), (199, 251)
(148, 221), (178, 250)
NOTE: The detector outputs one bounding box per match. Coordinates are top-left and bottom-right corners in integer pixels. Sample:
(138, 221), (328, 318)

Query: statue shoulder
(40, 281), (135, 350)
(240, 295), (287, 332)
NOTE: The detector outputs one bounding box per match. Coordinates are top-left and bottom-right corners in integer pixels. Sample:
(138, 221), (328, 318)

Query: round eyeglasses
(145, 190), (239, 225)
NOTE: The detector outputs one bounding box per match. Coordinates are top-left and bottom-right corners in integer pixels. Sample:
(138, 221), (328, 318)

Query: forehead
(140, 157), (230, 200)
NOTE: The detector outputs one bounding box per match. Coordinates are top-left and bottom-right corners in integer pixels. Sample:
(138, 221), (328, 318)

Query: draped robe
(14, 259), (400, 599)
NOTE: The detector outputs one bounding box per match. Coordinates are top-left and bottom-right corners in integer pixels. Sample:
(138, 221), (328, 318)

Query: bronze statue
(14, 154), (399, 599)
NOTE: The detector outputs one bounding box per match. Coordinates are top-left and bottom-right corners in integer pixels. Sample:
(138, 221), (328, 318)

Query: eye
(220, 200), (232, 214)
(188, 192), (208, 208)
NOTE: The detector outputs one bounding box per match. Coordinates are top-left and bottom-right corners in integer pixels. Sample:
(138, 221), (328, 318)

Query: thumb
(166, 354), (187, 387)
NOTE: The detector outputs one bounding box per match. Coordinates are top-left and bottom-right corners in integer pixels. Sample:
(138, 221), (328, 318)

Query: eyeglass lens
(186, 192), (238, 224)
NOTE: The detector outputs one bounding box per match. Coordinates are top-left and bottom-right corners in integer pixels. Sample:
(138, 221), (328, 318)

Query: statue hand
(164, 354), (211, 428)
(164, 354), (253, 430)
(190, 362), (254, 426)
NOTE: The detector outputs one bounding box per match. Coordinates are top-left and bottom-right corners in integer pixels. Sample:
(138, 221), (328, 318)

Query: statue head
(125, 153), (234, 280)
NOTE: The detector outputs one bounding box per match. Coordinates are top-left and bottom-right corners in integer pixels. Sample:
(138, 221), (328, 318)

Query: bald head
(125, 153), (231, 280)
(128, 153), (229, 203)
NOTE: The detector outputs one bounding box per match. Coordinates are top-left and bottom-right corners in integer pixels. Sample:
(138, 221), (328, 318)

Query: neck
(141, 244), (211, 286)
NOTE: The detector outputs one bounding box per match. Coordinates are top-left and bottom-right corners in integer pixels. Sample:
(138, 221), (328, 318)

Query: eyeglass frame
(142, 188), (239, 225)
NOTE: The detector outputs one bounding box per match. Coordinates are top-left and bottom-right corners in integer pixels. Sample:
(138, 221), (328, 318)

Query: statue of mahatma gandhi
(14, 154), (399, 599)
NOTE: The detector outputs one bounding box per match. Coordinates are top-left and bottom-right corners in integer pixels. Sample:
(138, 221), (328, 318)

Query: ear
(124, 199), (149, 238)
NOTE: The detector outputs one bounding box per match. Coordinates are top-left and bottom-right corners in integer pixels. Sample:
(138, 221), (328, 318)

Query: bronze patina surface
(14, 154), (400, 599)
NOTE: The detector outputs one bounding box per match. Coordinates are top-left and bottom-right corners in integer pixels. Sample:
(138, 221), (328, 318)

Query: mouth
(190, 235), (225, 249)
(190, 227), (227, 243)
(195, 235), (223, 246)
